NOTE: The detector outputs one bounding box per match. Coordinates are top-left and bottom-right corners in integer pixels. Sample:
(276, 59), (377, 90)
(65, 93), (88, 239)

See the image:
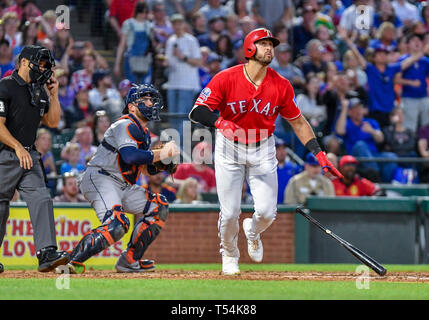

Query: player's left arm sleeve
(119, 146), (154, 165)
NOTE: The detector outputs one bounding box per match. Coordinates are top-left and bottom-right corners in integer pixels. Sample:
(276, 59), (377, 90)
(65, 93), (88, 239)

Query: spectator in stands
(0, 39), (14, 76)
(301, 39), (327, 76)
(321, 71), (350, 136)
(292, 3), (317, 59)
(92, 110), (111, 146)
(35, 128), (57, 195)
(373, 0), (403, 36)
(275, 137), (300, 204)
(53, 172), (87, 203)
(142, 172), (177, 203)
(239, 15), (257, 39)
(342, 49), (367, 87)
(89, 69), (122, 119)
(171, 142), (216, 193)
(108, 0), (139, 41)
(60, 142), (86, 175)
(418, 122), (429, 182)
(421, 2), (429, 32)
(225, 13), (242, 44)
(370, 22), (398, 53)
(165, 13), (202, 134)
(198, 0), (232, 22)
(52, 22), (72, 62)
(56, 68), (74, 112)
(214, 34), (234, 69)
(201, 52), (222, 88)
(2, 12), (21, 50)
(233, 0), (250, 19)
(36, 10), (55, 41)
(64, 81), (95, 129)
(295, 72), (326, 130)
(341, 28), (425, 128)
(72, 126), (97, 168)
(226, 39), (246, 67)
(335, 97), (398, 182)
(114, 2), (154, 84)
(382, 107), (417, 172)
(284, 153), (335, 204)
(333, 155), (380, 196)
(152, 2), (174, 47)
(392, 0), (420, 28)
(118, 78), (132, 100)
(12, 19), (39, 58)
(398, 33), (429, 134)
(271, 43), (305, 89)
(338, 0), (374, 36)
(174, 177), (203, 204)
(197, 15), (225, 51)
(70, 50), (96, 92)
(4, 0), (40, 21)
(191, 12), (207, 38)
(252, 0), (292, 30)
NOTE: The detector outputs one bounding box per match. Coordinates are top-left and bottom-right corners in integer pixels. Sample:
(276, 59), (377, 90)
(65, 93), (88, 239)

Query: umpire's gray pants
(0, 149), (57, 251)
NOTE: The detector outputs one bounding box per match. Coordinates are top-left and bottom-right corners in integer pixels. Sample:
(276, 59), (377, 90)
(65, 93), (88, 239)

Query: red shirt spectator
(332, 176), (378, 197)
(109, 0), (138, 26)
(173, 163), (216, 193)
(332, 155), (379, 197)
(171, 142), (216, 193)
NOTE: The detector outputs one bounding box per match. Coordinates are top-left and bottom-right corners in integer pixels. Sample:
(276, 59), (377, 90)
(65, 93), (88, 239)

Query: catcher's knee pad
(70, 205), (130, 263)
(125, 195), (169, 263)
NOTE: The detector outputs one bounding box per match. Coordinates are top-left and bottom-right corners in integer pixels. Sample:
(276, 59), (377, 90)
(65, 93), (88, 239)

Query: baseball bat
(296, 206), (387, 276)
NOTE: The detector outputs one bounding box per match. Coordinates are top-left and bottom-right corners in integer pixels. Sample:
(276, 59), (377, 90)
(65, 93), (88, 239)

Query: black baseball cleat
(0, 262), (4, 274)
(37, 247), (70, 272)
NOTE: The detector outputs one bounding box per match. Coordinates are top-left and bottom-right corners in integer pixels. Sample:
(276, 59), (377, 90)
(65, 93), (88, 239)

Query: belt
(232, 135), (272, 148)
(101, 139), (118, 153)
(2, 145), (35, 152)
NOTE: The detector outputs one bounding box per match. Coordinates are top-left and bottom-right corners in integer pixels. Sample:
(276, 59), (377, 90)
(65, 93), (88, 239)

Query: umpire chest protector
(0, 70), (49, 147)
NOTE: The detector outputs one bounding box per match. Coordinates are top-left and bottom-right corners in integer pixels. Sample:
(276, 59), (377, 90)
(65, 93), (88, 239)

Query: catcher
(62, 84), (179, 273)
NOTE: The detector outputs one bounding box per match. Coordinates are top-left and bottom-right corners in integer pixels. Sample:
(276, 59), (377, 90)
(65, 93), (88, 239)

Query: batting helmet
(243, 28), (280, 59)
(123, 84), (164, 121)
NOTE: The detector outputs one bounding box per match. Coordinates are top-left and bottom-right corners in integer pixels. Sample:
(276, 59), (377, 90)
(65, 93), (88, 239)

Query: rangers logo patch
(0, 101), (4, 113)
(200, 87), (211, 101)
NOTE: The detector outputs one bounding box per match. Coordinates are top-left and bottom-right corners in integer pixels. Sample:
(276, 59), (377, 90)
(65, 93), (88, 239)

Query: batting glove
(215, 117), (242, 141)
(315, 151), (344, 179)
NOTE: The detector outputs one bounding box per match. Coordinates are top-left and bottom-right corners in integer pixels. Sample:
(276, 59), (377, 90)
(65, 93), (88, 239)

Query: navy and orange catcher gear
(122, 84), (164, 121)
(243, 28), (280, 59)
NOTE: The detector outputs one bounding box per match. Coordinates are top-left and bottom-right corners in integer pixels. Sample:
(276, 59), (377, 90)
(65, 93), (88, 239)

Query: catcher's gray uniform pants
(79, 167), (158, 223)
(0, 148), (57, 251)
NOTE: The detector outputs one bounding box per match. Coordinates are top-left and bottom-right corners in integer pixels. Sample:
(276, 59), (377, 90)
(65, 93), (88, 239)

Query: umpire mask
(20, 46), (55, 85)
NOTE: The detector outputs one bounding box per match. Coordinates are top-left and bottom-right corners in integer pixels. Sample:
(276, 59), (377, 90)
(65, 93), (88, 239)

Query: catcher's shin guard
(70, 205), (130, 263)
(125, 194), (169, 263)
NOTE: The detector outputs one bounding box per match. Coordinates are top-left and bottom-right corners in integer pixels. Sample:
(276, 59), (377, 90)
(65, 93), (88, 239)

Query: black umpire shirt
(0, 70), (50, 147)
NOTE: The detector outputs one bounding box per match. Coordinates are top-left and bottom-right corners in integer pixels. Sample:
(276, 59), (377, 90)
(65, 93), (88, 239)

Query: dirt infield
(2, 269), (429, 283)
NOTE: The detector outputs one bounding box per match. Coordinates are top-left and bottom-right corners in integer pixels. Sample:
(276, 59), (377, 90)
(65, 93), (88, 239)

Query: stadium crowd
(3, 0), (429, 204)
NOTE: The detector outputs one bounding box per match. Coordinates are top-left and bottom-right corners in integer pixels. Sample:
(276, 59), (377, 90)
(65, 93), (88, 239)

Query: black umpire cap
(18, 45), (44, 62)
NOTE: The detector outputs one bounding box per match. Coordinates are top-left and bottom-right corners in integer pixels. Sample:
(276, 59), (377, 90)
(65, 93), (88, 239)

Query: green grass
(2, 264), (429, 300)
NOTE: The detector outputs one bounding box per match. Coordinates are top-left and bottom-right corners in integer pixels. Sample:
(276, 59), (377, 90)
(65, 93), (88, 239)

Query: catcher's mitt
(151, 143), (178, 174)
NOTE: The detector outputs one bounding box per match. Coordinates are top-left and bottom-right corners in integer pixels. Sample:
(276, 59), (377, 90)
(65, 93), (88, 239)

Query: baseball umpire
(0, 45), (70, 272)
(61, 84), (179, 274)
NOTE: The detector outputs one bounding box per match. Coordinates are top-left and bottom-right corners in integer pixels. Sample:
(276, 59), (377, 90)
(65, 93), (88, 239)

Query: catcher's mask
(123, 84), (164, 121)
(19, 45), (55, 85)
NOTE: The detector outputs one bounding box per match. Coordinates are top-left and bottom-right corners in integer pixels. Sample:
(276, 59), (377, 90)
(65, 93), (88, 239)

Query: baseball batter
(189, 28), (342, 275)
(62, 84), (179, 273)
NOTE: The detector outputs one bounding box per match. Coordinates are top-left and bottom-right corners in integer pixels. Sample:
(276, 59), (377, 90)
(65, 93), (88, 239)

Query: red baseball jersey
(194, 64), (301, 143)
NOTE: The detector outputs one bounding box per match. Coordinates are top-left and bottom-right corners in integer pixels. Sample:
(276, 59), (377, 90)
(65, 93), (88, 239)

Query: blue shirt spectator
(398, 54), (429, 98)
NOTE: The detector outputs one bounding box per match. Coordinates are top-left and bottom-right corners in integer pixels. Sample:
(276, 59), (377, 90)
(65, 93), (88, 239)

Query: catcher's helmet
(243, 28), (280, 59)
(123, 84), (164, 121)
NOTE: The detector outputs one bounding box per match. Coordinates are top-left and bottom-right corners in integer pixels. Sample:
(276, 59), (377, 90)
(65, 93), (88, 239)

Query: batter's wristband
(305, 138), (323, 156)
